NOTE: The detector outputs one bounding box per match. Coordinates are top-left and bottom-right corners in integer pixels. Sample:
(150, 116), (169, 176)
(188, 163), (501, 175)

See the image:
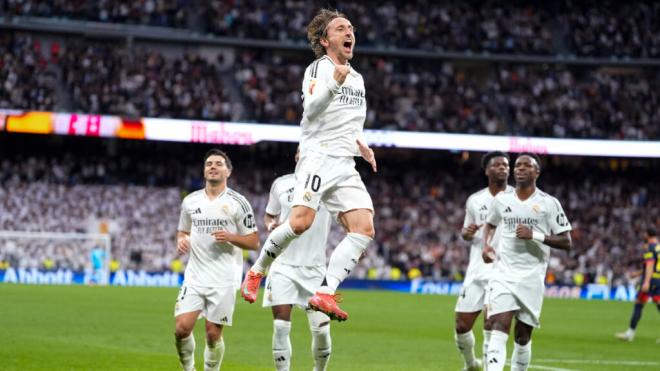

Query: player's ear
(320, 37), (329, 48)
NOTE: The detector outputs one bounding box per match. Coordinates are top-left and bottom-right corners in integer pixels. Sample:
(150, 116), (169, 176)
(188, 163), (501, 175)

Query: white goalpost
(0, 230), (112, 285)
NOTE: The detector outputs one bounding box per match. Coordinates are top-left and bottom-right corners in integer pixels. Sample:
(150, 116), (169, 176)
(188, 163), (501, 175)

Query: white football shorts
(292, 150), (373, 215)
(486, 279), (543, 328)
(174, 284), (236, 326)
(263, 263), (326, 308)
(455, 279), (489, 313)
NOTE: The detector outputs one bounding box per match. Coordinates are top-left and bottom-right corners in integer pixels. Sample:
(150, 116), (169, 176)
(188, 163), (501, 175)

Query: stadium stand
(1, 33), (658, 139)
(6, 0), (658, 58)
(1, 1), (659, 288)
(1, 137), (657, 286)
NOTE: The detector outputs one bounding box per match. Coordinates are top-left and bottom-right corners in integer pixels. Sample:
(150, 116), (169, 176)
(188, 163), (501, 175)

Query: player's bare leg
(175, 311), (201, 371)
(241, 206), (315, 303)
(271, 305), (293, 371)
(455, 311), (483, 371)
(204, 321), (225, 371)
(309, 209), (374, 321)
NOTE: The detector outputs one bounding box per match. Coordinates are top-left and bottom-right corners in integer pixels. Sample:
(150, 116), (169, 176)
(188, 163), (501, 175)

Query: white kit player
(263, 150), (334, 371)
(241, 8), (377, 322)
(174, 149), (259, 371)
(482, 153), (572, 371)
(456, 151), (512, 371)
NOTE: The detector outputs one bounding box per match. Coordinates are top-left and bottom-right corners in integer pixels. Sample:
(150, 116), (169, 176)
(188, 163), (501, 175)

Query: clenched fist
(333, 65), (351, 85)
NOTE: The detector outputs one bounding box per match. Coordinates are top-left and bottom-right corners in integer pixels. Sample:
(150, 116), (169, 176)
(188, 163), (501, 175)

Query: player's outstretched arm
(212, 231), (260, 251)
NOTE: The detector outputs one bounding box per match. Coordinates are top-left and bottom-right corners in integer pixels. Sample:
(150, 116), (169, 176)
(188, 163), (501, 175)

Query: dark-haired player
(482, 153), (572, 371)
(455, 151), (512, 371)
(174, 149), (260, 371)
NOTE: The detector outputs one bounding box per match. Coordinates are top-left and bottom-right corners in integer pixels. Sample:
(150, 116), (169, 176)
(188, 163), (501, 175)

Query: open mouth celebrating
(343, 40), (353, 53)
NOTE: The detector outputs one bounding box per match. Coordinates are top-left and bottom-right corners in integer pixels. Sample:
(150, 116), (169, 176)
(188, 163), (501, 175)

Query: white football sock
(308, 311), (332, 371)
(253, 222), (299, 273)
(455, 330), (477, 368)
(175, 333), (195, 371)
(272, 319), (292, 371)
(204, 338), (225, 371)
(486, 330), (508, 371)
(483, 330), (492, 369)
(511, 341), (531, 371)
(324, 233), (371, 291)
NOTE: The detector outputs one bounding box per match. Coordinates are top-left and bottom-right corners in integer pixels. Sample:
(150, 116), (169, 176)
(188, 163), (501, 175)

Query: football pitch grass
(1, 285), (658, 370)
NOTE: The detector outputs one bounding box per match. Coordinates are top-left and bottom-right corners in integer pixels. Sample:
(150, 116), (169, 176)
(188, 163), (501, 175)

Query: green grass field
(0, 285), (658, 370)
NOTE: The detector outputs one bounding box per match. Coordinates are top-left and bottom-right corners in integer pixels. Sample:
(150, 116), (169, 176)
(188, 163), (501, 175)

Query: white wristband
(532, 231), (545, 243)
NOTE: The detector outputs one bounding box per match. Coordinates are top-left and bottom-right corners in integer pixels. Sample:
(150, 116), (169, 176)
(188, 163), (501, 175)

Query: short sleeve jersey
(486, 188), (572, 282)
(178, 188), (257, 288)
(643, 240), (660, 279)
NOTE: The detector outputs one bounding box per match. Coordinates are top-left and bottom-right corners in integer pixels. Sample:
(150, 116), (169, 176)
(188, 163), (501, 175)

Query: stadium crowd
(0, 142), (657, 287)
(3, 33), (658, 140)
(60, 43), (237, 121)
(6, 0), (660, 58)
(0, 33), (56, 111)
(2, 0), (189, 28)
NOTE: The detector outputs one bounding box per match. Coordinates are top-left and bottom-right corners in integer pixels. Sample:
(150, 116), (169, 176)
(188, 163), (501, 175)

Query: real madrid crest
(222, 204), (230, 214)
(532, 204), (541, 214)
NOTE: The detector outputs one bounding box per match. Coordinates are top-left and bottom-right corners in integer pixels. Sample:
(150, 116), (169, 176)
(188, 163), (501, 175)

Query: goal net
(0, 230), (111, 285)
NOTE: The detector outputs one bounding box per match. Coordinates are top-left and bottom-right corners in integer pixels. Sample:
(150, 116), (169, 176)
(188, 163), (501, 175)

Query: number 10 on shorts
(305, 174), (321, 192)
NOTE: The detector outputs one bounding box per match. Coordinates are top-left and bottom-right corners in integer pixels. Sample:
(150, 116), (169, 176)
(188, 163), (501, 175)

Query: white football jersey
(486, 188), (572, 283)
(463, 185), (514, 284)
(300, 55), (367, 157)
(266, 173), (331, 267)
(178, 188), (258, 288)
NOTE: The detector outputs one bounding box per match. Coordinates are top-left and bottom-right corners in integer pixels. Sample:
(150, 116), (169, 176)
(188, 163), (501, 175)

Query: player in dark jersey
(615, 227), (660, 342)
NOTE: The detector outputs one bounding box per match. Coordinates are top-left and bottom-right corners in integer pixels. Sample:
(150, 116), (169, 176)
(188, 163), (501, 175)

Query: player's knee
(484, 316), (495, 331)
(514, 333), (531, 345)
(490, 321), (508, 334)
(289, 212), (314, 234)
(289, 219), (312, 235)
(206, 332), (221, 346)
(205, 323), (222, 344)
(175, 323), (194, 339)
(455, 317), (472, 334)
(360, 225), (375, 239)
